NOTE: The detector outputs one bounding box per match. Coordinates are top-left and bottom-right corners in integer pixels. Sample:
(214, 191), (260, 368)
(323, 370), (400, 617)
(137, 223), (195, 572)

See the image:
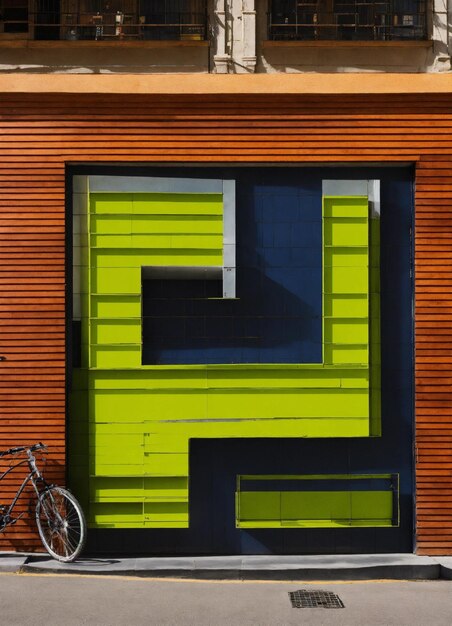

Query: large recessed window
(0, 1), (28, 34)
(268, 0), (427, 41)
(0, 0), (207, 41)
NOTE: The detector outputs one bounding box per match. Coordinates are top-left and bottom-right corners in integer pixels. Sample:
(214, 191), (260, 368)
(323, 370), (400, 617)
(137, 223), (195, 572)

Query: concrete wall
(0, 42), (210, 74)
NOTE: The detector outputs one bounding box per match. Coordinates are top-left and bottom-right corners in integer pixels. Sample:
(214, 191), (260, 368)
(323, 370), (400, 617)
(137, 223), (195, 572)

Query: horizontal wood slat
(0, 91), (450, 553)
(415, 149), (452, 556)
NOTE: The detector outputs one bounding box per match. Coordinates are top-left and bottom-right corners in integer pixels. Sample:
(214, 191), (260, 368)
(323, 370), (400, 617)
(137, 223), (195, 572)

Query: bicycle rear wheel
(36, 487), (86, 562)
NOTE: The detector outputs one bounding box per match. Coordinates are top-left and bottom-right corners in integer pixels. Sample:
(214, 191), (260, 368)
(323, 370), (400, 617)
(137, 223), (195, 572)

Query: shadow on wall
(142, 266), (320, 365)
(258, 44), (437, 73)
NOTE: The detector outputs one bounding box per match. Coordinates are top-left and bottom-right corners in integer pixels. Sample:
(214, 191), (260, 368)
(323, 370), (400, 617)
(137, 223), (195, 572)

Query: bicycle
(0, 442), (86, 562)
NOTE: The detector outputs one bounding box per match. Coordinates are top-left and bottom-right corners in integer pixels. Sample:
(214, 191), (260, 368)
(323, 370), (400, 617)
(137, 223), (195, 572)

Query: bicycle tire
(35, 487), (86, 562)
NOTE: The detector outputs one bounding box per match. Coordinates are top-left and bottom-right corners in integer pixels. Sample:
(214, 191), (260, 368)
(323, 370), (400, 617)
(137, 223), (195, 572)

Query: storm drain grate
(289, 590), (345, 609)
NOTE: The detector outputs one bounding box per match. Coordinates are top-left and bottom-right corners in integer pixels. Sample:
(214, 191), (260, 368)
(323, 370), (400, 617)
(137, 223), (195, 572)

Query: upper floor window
(0, 0), (207, 41)
(0, 1), (28, 35)
(268, 0), (427, 41)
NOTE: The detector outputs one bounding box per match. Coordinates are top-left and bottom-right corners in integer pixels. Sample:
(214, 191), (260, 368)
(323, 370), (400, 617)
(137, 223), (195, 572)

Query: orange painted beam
(1, 73), (452, 95)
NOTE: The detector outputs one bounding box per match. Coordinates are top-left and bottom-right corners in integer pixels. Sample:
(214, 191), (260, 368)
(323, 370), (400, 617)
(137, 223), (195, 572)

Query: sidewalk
(2, 553), (452, 580)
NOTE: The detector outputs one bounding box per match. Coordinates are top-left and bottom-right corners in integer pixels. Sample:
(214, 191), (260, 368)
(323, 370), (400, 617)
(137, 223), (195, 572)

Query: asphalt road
(1, 574), (452, 626)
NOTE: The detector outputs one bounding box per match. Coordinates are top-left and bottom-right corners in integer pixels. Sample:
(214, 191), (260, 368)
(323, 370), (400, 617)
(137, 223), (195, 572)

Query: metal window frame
(267, 0), (428, 42)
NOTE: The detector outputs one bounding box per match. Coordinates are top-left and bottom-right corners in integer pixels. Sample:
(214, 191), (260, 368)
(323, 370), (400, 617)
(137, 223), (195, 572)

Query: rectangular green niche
(236, 474), (399, 528)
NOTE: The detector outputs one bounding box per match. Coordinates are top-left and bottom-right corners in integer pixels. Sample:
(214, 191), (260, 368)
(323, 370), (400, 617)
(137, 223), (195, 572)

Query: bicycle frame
(0, 443), (86, 562)
(0, 450), (50, 530)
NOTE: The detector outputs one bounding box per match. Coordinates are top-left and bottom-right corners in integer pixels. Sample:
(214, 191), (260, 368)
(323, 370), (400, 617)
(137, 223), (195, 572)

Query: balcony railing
(0, 1), (207, 41)
(269, 0), (427, 41)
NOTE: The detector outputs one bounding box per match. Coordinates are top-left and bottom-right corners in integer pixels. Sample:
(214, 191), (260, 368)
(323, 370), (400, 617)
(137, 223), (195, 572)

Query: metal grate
(0, 0), (207, 41)
(289, 590), (345, 609)
(269, 0), (427, 41)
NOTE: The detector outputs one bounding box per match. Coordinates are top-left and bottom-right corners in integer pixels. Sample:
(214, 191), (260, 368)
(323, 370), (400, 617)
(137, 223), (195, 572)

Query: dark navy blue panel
(142, 169), (323, 365)
(72, 164), (413, 555)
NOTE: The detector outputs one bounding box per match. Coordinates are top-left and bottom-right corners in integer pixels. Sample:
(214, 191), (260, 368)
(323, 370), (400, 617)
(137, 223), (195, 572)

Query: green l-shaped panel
(70, 177), (380, 529)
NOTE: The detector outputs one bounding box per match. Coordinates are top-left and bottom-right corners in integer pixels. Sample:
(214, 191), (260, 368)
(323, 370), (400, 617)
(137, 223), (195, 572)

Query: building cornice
(1, 73), (452, 95)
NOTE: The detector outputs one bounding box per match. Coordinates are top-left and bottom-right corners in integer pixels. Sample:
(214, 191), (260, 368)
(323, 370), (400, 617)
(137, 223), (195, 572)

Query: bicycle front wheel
(36, 487), (86, 562)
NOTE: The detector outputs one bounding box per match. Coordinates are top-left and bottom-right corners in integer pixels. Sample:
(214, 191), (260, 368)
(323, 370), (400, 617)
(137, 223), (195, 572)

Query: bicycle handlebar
(0, 443), (47, 458)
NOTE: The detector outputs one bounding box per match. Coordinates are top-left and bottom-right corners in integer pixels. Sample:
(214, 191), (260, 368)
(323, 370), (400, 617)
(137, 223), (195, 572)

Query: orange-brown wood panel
(0, 91), (451, 553)
(415, 153), (452, 556)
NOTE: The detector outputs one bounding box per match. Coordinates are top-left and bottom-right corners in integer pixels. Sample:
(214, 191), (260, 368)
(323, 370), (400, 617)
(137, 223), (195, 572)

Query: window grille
(0, 0), (207, 41)
(269, 0), (427, 41)
(0, 1), (28, 34)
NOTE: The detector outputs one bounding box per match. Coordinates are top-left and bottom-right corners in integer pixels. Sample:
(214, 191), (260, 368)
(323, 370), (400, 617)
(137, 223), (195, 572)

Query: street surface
(1, 573), (452, 625)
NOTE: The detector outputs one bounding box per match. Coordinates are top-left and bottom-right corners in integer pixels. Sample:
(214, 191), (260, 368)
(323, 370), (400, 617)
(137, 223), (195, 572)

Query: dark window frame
(0, 0), (208, 41)
(268, 0), (428, 41)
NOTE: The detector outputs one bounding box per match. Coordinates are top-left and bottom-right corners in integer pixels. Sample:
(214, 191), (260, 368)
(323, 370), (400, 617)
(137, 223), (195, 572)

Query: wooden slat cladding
(0, 91), (451, 553)
(415, 156), (452, 554)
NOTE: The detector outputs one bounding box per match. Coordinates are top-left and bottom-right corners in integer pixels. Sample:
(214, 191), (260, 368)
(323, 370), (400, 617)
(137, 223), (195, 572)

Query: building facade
(0, 0), (451, 556)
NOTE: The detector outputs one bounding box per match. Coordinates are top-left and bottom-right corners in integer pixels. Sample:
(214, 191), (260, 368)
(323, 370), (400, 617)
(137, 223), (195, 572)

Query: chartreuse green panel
(70, 185), (381, 529)
(323, 196), (369, 367)
(236, 475), (398, 528)
(85, 192), (223, 371)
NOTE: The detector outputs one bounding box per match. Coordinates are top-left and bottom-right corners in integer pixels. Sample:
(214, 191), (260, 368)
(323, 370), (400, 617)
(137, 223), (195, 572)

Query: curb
(13, 554), (449, 581)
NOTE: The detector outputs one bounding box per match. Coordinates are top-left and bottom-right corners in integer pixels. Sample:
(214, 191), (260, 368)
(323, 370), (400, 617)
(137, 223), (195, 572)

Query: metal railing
(0, 1), (29, 34)
(0, 0), (207, 41)
(268, 0), (427, 41)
